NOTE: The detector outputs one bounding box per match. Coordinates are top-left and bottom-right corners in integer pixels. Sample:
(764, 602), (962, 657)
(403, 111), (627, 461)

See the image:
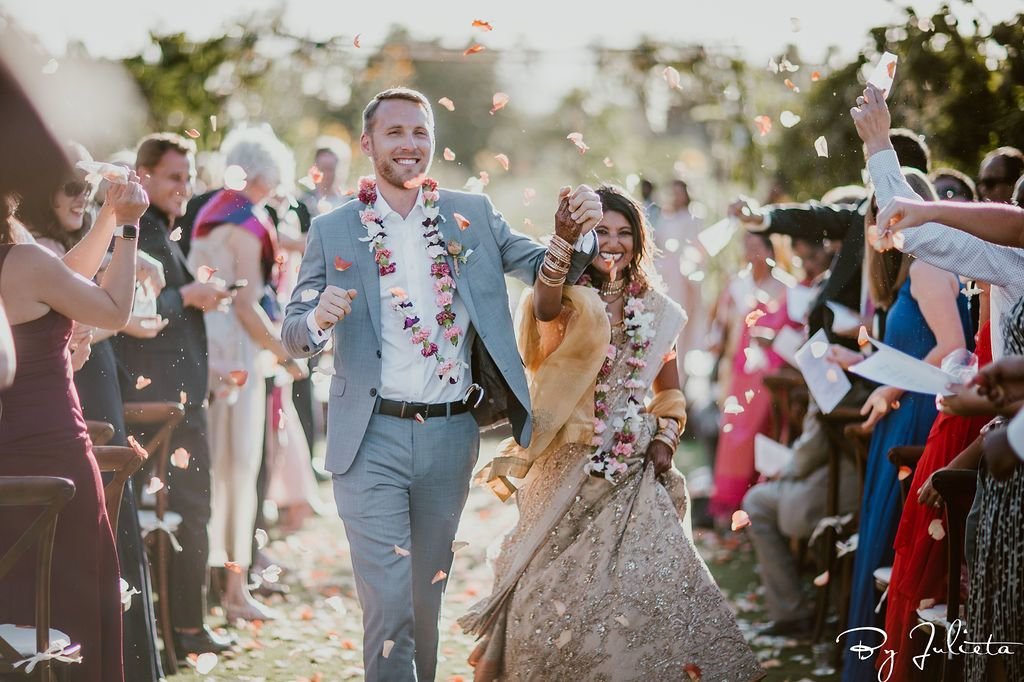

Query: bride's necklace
(599, 278), (627, 298)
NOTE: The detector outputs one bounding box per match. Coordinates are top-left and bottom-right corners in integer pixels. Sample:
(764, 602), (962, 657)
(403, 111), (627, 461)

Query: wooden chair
(763, 368), (810, 445)
(92, 446), (145, 537)
(123, 401), (185, 673)
(888, 445), (926, 507)
(84, 421), (114, 448)
(0, 476), (77, 682)
(917, 469), (978, 682)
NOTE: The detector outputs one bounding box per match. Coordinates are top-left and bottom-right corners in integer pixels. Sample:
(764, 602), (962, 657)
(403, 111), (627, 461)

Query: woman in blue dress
(830, 172), (973, 682)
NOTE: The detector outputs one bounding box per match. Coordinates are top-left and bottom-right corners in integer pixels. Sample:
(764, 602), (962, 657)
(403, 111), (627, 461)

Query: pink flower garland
(584, 280), (654, 481)
(358, 176), (465, 384)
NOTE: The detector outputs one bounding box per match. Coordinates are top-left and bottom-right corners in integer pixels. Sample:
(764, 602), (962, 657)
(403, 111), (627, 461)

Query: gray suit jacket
(282, 189), (596, 474)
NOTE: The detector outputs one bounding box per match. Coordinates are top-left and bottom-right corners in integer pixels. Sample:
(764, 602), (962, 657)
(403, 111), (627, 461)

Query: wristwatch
(113, 224), (138, 240)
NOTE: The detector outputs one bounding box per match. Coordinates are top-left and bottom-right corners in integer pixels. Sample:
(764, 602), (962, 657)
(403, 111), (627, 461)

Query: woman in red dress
(0, 176), (148, 681)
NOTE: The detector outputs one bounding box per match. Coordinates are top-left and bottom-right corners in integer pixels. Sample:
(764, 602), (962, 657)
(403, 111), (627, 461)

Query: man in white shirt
(282, 87), (601, 681)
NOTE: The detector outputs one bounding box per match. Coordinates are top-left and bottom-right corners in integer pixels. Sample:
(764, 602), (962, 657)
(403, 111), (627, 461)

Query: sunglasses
(61, 180), (94, 197)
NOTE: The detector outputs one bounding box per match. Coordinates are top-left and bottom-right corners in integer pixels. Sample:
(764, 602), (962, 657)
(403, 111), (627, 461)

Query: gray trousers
(743, 408), (860, 623)
(333, 411), (479, 681)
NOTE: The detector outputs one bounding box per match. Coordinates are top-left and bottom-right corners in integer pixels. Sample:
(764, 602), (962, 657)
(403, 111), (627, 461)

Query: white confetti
(254, 528), (269, 549)
(194, 652), (218, 674)
(326, 595), (347, 614)
(382, 640), (395, 658)
(928, 518), (946, 541)
(779, 111), (801, 128)
(814, 136), (829, 158)
(300, 289), (320, 303)
(223, 165), (247, 191)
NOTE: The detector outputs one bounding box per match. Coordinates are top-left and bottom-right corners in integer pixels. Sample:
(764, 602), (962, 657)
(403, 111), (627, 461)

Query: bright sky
(4, 0), (1021, 62)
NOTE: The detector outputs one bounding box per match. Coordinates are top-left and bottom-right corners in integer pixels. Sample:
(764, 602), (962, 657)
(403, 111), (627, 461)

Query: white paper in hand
(849, 337), (958, 396)
(772, 325), (804, 368)
(697, 218), (738, 257)
(867, 52), (898, 99)
(826, 301), (862, 336)
(795, 329), (852, 413)
(754, 434), (794, 478)
(786, 284), (817, 323)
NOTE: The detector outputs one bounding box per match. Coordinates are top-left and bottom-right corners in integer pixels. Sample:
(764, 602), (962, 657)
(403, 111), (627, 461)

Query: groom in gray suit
(282, 87), (601, 681)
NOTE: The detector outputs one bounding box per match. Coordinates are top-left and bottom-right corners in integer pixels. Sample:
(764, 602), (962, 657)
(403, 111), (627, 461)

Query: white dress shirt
(306, 192), (596, 404)
(868, 148), (1024, 359)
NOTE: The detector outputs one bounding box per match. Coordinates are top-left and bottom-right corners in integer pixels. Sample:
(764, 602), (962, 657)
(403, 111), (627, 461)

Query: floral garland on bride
(357, 176), (466, 384)
(581, 277), (657, 481)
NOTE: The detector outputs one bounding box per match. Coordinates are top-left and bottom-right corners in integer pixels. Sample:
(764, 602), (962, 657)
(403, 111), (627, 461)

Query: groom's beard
(373, 153), (433, 191)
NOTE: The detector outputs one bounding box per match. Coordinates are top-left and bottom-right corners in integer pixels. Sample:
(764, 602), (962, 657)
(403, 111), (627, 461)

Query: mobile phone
(228, 279), (249, 291)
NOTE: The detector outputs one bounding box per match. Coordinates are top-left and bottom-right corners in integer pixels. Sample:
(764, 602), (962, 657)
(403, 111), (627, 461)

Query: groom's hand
(314, 285), (357, 330)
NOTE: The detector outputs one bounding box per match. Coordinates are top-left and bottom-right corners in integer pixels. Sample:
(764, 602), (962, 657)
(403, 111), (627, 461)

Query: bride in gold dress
(460, 186), (764, 681)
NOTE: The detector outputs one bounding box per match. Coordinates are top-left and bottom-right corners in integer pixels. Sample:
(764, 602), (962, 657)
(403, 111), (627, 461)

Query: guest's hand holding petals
(850, 84), (892, 155)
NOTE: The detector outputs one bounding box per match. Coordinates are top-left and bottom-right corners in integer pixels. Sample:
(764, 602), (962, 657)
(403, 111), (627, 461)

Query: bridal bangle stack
(654, 417), (682, 451)
(539, 235), (573, 287)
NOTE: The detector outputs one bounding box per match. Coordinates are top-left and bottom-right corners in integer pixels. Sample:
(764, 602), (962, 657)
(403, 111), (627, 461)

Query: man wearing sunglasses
(977, 146), (1024, 204)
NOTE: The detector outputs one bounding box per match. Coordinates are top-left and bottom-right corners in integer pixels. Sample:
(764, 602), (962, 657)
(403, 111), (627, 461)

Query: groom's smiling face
(361, 99), (434, 192)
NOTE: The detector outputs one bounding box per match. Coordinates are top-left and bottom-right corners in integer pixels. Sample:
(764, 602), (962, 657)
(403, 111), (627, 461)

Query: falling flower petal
(413, 413), (425, 424)
(389, 287), (408, 300)
(478, 171), (490, 186)
(784, 78), (800, 93)
(145, 477), (164, 495)
(731, 510), (751, 531)
(223, 165), (247, 191)
(307, 165), (324, 185)
(744, 389), (755, 403)
(490, 92), (510, 115)
(962, 285), (983, 298)
(326, 595), (347, 614)
(603, 157), (614, 168)
(431, 570), (447, 584)
(811, 341), (829, 358)
(897, 465), (912, 481)
(566, 132), (589, 154)
(919, 598), (937, 610)
(523, 188), (537, 205)
(780, 57), (800, 72)
(555, 630), (572, 649)
(41, 59), (59, 75)
(683, 663), (703, 681)
(814, 136), (829, 158)
(382, 640), (395, 658)
(753, 115), (772, 137)
(464, 44), (486, 57)
(723, 396), (745, 415)
(224, 561), (243, 574)
(254, 528), (268, 549)
(300, 289), (319, 303)
(171, 447), (190, 469)
(779, 110), (801, 128)
(452, 541), (469, 552)
(394, 545), (411, 557)
(169, 226), (183, 241)
(494, 153), (510, 171)
(353, 34), (361, 48)
(229, 370), (249, 387)
(210, 115), (217, 131)
(185, 129), (201, 139)
(179, 391), (187, 404)
(334, 256), (352, 272)
(196, 265), (217, 283)
(120, 578), (141, 612)
(472, 19), (494, 31)
(135, 375), (152, 390)
(128, 435), (150, 461)
(744, 309), (766, 327)
(443, 147), (456, 161)
(663, 66), (682, 90)
(261, 564), (282, 583)
(928, 519), (946, 540)
(194, 652), (218, 674)
(453, 213), (471, 231)
(814, 570), (830, 587)
(811, 70), (822, 81)
(858, 326), (870, 347)
(403, 173), (429, 189)
(438, 97), (455, 111)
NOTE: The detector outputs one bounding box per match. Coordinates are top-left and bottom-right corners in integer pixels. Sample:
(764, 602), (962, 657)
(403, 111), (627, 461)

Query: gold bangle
(537, 265), (566, 287)
(543, 253), (570, 273)
(653, 434), (678, 451)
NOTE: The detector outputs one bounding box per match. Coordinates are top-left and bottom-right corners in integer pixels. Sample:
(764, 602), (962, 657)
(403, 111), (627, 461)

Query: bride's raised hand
(644, 440), (674, 476)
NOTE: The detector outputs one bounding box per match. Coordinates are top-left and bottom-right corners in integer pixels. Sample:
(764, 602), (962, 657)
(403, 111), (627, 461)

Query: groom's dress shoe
(174, 625), (236, 657)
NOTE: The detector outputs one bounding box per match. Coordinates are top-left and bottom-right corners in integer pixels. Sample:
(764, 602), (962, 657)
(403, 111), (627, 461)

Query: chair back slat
(932, 469), (978, 623)
(93, 446), (145, 536)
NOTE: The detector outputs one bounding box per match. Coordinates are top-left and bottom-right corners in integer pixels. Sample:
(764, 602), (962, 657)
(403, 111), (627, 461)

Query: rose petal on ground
(731, 510), (751, 531)
(394, 545), (411, 557)
(490, 92), (510, 115)
(431, 570), (447, 584)
(171, 447), (190, 469)
(382, 640), (395, 658)
(614, 615), (630, 627)
(555, 630), (572, 649)
(443, 147), (456, 161)
(438, 97), (455, 111)
(326, 595), (347, 614)
(261, 564), (282, 583)
(919, 598), (936, 609)
(553, 600), (566, 616)
(814, 136), (829, 158)
(494, 153), (509, 171)
(928, 519), (946, 541)
(453, 213), (471, 230)
(683, 663), (703, 681)
(195, 652), (218, 674)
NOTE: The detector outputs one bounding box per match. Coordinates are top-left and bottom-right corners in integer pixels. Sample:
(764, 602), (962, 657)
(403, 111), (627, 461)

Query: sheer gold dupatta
(473, 285), (609, 501)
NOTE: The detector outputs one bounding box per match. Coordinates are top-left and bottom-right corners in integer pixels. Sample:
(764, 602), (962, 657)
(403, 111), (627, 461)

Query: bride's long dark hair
(584, 184), (659, 293)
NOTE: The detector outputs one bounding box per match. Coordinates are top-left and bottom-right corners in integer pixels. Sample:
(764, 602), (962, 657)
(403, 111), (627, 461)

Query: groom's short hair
(362, 87), (434, 133)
